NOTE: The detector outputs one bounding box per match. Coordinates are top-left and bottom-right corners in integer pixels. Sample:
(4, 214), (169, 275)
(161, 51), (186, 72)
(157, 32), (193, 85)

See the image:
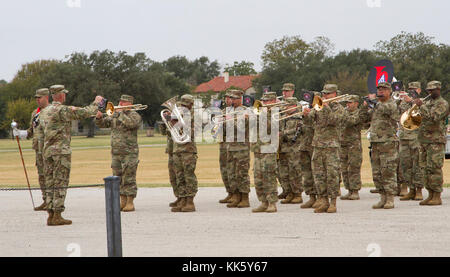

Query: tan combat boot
(314, 197), (329, 213)
(427, 192), (442, 206)
(171, 197), (186, 212)
(169, 197), (180, 207)
(51, 211), (72, 226)
(400, 184), (408, 197)
(383, 193), (395, 209)
(120, 195), (127, 210)
(327, 198), (337, 213)
(281, 193), (294, 204)
(265, 202), (277, 213)
(370, 188), (379, 193)
(252, 201), (268, 213)
(312, 196), (323, 209)
(301, 195), (316, 209)
(237, 193), (250, 208)
(340, 190), (352, 200)
(34, 202), (47, 211)
(278, 191), (288, 199)
(122, 196), (135, 212)
(419, 190), (434, 206)
(414, 188), (423, 201)
(290, 193), (303, 204)
(47, 210), (54, 226)
(372, 193), (387, 209)
(219, 192), (233, 204)
(400, 189), (415, 201)
(226, 192), (241, 208)
(181, 196), (196, 212)
(348, 190), (360, 200)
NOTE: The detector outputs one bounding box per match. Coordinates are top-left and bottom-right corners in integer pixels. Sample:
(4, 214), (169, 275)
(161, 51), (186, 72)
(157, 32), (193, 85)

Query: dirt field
(2, 187), (450, 257)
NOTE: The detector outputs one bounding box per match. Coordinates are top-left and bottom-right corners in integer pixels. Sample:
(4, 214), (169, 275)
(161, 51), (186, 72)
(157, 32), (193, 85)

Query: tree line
(0, 31), (448, 137)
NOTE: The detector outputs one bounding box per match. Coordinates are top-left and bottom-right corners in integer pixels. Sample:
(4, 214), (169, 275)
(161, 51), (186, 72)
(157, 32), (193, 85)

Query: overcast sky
(0, 0), (448, 81)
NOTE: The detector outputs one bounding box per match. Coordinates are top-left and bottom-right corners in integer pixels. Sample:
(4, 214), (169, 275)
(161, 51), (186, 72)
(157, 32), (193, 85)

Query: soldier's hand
(94, 95), (104, 104)
(96, 111), (103, 119)
(363, 101), (368, 107)
(414, 98), (423, 107)
(303, 107), (311, 116)
(403, 95), (413, 103)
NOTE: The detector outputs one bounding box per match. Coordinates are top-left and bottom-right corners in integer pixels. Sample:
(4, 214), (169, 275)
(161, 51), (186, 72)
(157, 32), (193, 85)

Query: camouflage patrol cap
(49, 85), (67, 95)
(35, 88), (49, 98)
(179, 94), (194, 106)
(261, 91), (277, 101)
(321, 84), (338, 94)
(408, 82), (421, 89)
(285, 97), (298, 104)
(282, 83), (295, 91)
(376, 82), (391, 89)
(229, 89), (244, 99)
(120, 94), (134, 104)
(426, 80), (441, 91)
(346, 95), (360, 102)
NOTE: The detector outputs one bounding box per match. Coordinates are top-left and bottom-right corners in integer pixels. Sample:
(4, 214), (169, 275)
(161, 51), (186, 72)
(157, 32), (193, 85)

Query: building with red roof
(194, 72), (258, 95)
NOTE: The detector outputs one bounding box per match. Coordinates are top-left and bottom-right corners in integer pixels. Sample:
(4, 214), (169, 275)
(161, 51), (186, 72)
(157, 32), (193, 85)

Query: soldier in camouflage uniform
(160, 119), (178, 207)
(96, 95), (142, 212)
(26, 88), (50, 211)
(171, 94), (199, 212)
(339, 95), (364, 200)
(252, 92), (279, 213)
(278, 97), (303, 204)
(416, 81), (449, 206)
(218, 91), (233, 203)
(360, 82), (400, 209)
(303, 84), (345, 213)
(278, 83), (296, 199)
(39, 85), (102, 225)
(398, 82), (424, 201)
(226, 89), (251, 208)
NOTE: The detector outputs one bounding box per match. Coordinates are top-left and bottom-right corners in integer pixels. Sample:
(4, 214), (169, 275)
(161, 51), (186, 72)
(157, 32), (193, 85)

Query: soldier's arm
(26, 111), (35, 139)
(160, 122), (168, 135)
(421, 101), (450, 122)
(117, 111), (142, 129)
(62, 102), (99, 121)
(325, 103), (343, 126)
(95, 114), (112, 128)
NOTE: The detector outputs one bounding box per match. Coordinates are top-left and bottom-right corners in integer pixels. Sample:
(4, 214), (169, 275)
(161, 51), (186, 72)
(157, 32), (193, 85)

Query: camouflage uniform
(39, 91), (98, 213)
(160, 123), (178, 197)
(417, 81), (449, 195)
(298, 111), (316, 197)
(95, 104), (141, 198)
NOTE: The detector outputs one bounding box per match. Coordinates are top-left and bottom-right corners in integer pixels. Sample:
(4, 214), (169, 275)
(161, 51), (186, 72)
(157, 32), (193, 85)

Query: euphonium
(160, 96), (191, 144)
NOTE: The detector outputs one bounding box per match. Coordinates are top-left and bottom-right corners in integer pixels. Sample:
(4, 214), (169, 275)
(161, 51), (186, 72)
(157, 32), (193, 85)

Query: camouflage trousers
(227, 150), (250, 193)
(44, 154), (71, 212)
(370, 141), (398, 195)
(419, 143), (445, 193)
(254, 153), (278, 204)
(399, 140), (422, 189)
(312, 147), (340, 198)
(279, 151), (303, 194)
(219, 146), (230, 193)
(299, 149), (316, 196)
(340, 143), (362, 191)
(112, 153), (139, 197)
(168, 152), (178, 197)
(173, 152), (198, 197)
(35, 150), (46, 201)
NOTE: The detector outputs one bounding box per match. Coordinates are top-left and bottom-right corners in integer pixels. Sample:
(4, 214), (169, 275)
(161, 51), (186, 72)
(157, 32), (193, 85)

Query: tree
(1, 98), (36, 132)
(224, 61), (257, 76)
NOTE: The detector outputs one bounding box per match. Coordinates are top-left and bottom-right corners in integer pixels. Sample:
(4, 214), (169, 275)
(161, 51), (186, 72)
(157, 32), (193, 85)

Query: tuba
(160, 96), (190, 144)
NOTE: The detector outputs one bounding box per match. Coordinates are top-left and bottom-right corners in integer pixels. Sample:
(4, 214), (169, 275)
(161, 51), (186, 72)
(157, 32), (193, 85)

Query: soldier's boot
(372, 193), (387, 209)
(34, 202), (47, 211)
(169, 197), (180, 207)
(327, 198), (337, 213)
(171, 197), (186, 212)
(281, 193), (294, 204)
(314, 197), (329, 213)
(427, 192), (442, 206)
(252, 201), (268, 213)
(265, 202), (277, 213)
(219, 193), (233, 204)
(414, 188), (423, 201)
(383, 194), (395, 209)
(312, 196), (323, 209)
(46, 210), (54, 226)
(301, 195), (316, 209)
(400, 189), (415, 201)
(226, 192), (241, 208)
(120, 195), (127, 210)
(122, 196), (135, 212)
(340, 190), (352, 200)
(181, 196), (196, 212)
(370, 188), (379, 194)
(278, 191), (288, 199)
(400, 184), (408, 197)
(290, 193), (303, 204)
(419, 190), (434, 206)
(349, 190), (360, 200)
(237, 193), (250, 208)
(51, 212), (72, 226)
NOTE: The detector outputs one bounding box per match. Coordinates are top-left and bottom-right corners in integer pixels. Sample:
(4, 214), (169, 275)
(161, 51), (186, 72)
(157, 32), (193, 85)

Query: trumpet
(312, 94), (351, 111)
(160, 96), (191, 144)
(106, 102), (148, 116)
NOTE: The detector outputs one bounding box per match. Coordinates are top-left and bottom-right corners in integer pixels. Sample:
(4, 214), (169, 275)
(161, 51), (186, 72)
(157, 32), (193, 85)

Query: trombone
(252, 99), (288, 114)
(106, 102), (148, 116)
(271, 105), (304, 121)
(312, 94), (351, 111)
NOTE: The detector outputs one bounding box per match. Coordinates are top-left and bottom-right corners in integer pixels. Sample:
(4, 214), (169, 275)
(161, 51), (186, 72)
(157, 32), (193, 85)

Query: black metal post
(104, 176), (123, 257)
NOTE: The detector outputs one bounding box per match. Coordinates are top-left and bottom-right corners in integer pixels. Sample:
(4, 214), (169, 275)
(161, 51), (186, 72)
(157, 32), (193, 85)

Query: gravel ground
(1, 187), (450, 257)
